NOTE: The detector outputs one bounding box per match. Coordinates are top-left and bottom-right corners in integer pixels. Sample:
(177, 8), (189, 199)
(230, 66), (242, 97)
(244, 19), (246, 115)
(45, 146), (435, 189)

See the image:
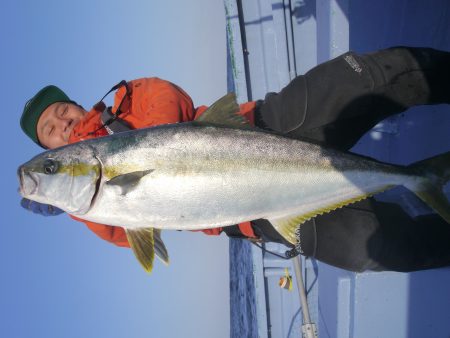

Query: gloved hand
(20, 198), (64, 216)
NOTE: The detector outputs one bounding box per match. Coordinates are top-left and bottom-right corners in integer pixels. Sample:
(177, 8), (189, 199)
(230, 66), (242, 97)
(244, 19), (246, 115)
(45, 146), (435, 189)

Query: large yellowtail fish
(18, 94), (450, 273)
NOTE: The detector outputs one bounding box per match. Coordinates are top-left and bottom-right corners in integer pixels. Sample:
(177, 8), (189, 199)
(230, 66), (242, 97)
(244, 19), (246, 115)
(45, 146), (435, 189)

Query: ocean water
(229, 239), (259, 338)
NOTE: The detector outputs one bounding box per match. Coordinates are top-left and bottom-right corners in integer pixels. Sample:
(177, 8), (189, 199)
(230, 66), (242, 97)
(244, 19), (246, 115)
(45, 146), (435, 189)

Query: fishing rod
(251, 240), (318, 338)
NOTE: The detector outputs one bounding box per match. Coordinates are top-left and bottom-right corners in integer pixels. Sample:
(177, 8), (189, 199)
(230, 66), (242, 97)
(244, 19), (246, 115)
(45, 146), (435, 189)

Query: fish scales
(79, 123), (410, 230)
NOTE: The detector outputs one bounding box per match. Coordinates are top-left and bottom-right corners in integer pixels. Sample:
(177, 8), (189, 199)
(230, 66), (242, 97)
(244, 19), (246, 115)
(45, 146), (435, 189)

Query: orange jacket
(68, 77), (258, 247)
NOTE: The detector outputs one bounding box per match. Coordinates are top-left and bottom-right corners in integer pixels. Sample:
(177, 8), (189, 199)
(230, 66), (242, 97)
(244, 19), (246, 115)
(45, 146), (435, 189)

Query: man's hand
(20, 198), (64, 216)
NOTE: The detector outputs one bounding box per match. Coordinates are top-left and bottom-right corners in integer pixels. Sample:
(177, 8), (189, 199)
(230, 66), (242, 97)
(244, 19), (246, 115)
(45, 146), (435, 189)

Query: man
(21, 77), (260, 247)
(21, 46), (450, 272)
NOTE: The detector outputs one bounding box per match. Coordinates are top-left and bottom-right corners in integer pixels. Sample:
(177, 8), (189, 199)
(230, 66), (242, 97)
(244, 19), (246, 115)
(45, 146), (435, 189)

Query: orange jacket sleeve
(70, 215), (130, 247)
(194, 221), (257, 238)
(112, 77), (196, 128)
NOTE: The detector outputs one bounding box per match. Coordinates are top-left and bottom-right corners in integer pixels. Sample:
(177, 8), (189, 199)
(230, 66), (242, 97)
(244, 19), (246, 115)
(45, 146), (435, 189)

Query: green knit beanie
(20, 85), (72, 147)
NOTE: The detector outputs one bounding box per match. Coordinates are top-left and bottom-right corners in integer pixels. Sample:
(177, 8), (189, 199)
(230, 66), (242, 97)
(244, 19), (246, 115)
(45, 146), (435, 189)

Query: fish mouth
(17, 166), (38, 197)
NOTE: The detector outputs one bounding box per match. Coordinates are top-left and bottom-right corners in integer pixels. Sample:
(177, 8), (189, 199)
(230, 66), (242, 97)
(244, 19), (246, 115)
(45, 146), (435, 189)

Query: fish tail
(405, 151), (450, 223)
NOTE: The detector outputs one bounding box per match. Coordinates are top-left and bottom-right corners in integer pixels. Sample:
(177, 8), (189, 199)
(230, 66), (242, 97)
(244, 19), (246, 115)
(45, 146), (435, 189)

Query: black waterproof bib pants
(252, 46), (450, 272)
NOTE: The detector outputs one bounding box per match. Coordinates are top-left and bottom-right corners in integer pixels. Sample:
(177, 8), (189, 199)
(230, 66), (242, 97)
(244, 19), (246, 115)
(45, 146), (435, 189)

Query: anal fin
(267, 188), (393, 245)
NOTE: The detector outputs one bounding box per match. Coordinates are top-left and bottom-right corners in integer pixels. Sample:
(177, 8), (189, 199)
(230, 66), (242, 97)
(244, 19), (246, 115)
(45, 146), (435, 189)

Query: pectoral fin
(125, 227), (155, 273)
(106, 170), (154, 195)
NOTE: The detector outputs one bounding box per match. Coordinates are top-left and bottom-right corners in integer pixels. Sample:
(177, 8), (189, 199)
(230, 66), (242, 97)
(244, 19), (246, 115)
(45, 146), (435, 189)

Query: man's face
(36, 102), (86, 149)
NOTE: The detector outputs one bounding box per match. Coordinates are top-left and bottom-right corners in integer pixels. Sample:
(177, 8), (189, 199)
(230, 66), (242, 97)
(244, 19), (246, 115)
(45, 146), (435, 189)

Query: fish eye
(43, 159), (58, 175)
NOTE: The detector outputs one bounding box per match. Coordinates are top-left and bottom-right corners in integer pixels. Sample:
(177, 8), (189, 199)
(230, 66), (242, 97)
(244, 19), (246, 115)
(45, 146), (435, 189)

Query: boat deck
(225, 0), (450, 337)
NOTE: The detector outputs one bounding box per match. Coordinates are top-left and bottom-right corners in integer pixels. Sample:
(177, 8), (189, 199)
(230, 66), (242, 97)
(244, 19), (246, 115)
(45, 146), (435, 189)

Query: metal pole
(292, 256), (317, 338)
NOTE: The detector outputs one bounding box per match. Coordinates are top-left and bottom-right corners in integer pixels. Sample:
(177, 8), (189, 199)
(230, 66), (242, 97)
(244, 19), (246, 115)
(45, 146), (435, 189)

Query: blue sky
(1, 1), (231, 337)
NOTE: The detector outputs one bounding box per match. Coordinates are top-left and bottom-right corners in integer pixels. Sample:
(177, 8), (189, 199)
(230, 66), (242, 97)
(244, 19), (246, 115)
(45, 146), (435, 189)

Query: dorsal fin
(195, 93), (251, 129)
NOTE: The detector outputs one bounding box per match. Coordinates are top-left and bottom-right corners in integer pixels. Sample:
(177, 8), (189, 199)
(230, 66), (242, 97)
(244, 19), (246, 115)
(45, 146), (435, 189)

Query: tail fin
(405, 151), (450, 223)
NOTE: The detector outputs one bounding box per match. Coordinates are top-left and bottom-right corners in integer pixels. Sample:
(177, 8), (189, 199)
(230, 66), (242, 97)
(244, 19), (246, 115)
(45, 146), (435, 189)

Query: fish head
(18, 143), (101, 215)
